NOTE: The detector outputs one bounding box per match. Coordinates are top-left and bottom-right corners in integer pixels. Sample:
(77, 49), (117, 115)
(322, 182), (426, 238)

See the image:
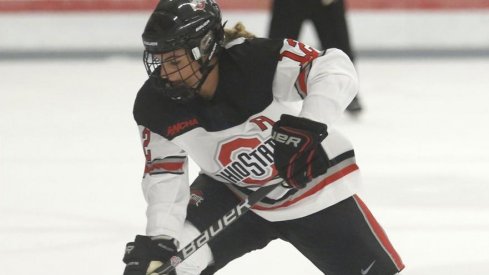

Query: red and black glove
(123, 235), (177, 275)
(272, 114), (329, 189)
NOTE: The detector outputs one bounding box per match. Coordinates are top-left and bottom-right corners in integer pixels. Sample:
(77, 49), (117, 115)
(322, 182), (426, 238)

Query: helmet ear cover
(144, 53), (203, 102)
(191, 30), (216, 61)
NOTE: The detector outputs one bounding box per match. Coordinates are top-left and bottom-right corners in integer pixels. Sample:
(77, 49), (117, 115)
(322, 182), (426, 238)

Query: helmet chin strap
(157, 55), (217, 102)
(147, 41), (220, 102)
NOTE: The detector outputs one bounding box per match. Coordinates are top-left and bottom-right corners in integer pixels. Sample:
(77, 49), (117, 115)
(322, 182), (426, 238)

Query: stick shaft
(154, 183), (281, 274)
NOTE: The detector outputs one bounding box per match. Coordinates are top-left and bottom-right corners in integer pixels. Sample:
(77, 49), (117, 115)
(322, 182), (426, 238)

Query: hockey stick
(152, 182), (282, 275)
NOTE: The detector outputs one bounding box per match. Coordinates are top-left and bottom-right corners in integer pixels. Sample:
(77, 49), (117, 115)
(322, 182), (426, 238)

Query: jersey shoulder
(215, 37), (283, 114)
(224, 37), (284, 71)
(133, 80), (199, 139)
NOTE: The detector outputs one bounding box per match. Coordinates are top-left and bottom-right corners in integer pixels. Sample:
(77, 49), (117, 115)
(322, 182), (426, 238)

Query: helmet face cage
(143, 30), (220, 102)
(143, 49), (204, 101)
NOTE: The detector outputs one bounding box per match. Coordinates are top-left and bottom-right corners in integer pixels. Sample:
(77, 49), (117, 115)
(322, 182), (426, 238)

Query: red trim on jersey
(145, 161), (184, 174)
(279, 39), (319, 97)
(253, 163), (359, 210)
(353, 195), (405, 272)
(297, 68), (308, 95)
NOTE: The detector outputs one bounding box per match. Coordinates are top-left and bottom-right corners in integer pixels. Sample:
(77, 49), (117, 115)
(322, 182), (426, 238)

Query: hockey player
(122, 0), (404, 274)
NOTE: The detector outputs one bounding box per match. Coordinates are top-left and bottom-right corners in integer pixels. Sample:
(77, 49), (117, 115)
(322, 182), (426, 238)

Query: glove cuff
(276, 114), (328, 141)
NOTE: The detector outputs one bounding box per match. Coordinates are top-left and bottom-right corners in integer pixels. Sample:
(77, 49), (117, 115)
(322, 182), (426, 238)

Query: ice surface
(2, 55), (488, 275)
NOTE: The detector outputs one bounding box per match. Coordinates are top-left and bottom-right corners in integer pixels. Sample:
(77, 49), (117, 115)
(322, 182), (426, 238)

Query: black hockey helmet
(142, 0), (224, 101)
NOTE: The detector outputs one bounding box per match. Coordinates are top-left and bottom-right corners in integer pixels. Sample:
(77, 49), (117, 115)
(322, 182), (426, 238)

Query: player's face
(158, 49), (202, 89)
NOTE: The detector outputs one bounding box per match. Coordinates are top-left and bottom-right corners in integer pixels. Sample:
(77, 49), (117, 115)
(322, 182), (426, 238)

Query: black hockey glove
(272, 114), (329, 189)
(123, 235), (177, 275)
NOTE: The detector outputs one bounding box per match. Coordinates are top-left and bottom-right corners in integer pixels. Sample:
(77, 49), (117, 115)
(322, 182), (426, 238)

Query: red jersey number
(142, 127), (152, 162)
(279, 39), (319, 65)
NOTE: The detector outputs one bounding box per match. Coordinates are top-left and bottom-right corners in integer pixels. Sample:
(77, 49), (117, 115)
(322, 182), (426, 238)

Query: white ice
(1, 11), (489, 275)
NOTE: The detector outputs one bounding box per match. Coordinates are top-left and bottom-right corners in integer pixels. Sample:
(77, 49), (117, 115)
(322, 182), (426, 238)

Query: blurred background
(1, 0), (489, 58)
(1, 1), (489, 275)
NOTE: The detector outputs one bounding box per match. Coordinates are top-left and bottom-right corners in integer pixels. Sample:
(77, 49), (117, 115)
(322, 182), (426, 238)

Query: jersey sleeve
(272, 39), (359, 125)
(138, 125), (190, 240)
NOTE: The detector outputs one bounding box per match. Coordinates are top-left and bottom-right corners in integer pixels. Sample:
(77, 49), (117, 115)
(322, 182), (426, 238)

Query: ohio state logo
(215, 136), (277, 186)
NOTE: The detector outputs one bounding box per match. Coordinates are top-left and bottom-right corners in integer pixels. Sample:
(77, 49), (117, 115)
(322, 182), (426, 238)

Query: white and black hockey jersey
(133, 38), (361, 239)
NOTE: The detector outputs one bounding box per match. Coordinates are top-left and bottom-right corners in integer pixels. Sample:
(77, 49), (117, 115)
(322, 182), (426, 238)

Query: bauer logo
(271, 131), (302, 148)
(215, 137), (278, 186)
(181, 200), (250, 259)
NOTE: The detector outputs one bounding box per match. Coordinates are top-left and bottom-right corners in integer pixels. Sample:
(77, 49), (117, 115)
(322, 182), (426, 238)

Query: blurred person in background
(269, 0), (363, 115)
(122, 0), (404, 274)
